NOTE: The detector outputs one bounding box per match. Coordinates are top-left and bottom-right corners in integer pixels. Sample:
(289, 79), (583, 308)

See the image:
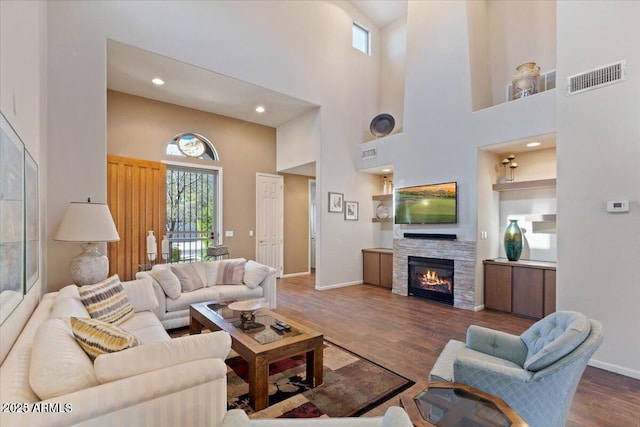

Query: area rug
(226, 341), (414, 419)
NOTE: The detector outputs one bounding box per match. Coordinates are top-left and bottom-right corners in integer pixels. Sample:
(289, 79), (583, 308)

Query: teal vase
(504, 219), (523, 261)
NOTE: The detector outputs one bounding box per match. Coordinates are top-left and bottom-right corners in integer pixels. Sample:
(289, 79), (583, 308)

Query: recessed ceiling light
(526, 142), (541, 147)
(255, 106), (265, 113)
(152, 77), (165, 86)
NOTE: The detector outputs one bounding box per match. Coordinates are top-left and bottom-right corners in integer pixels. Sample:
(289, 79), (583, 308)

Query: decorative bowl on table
(229, 299), (267, 332)
(228, 299), (267, 312)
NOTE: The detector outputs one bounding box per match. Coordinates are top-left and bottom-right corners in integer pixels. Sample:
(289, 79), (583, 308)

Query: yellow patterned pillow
(70, 317), (139, 359)
(78, 275), (135, 325)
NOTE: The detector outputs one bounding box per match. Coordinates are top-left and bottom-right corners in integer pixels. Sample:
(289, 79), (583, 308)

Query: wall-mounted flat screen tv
(395, 182), (457, 224)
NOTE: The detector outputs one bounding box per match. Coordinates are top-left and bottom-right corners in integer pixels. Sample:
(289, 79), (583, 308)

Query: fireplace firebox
(408, 256), (454, 305)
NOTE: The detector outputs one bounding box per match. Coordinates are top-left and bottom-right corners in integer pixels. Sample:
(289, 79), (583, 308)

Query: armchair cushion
(466, 325), (528, 367)
(78, 275), (135, 325)
(521, 311), (591, 371)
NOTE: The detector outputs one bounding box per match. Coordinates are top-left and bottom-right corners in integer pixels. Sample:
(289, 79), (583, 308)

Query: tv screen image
(395, 182), (457, 224)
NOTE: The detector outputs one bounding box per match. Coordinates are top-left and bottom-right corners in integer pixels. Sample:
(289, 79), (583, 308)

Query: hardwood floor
(273, 273), (640, 427)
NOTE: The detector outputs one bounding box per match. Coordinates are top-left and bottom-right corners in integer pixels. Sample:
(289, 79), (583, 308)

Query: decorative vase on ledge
(512, 62), (541, 100)
(504, 219), (523, 261)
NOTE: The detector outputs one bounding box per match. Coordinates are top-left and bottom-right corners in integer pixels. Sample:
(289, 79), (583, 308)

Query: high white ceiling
(350, 0), (407, 28)
(106, 2), (407, 130)
(107, 40), (318, 128)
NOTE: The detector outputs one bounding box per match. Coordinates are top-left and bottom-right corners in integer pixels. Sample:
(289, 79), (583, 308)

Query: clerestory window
(352, 22), (370, 55)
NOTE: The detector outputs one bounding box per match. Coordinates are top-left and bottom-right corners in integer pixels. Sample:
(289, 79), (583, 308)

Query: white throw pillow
(151, 266), (181, 299)
(171, 263), (206, 292)
(217, 259), (247, 285)
(243, 261), (272, 289)
(29, 318), (99, 400)
(204, 260), (221, 286)
(49, 284), (90, 320)
(120, 279), (159, 312)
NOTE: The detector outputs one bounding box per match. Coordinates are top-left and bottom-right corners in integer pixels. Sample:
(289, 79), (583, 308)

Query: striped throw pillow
(78, 275), (135, 325)
(70, 317), (139, 359)
(217, 259), (246, 285)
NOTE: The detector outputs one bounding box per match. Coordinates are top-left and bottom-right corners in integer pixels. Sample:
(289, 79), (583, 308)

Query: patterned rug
(226, 341), (414, 419)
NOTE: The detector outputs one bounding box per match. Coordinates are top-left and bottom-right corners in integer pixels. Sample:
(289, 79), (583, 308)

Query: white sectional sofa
(135, 258), (277, 329)
(0, 277), (232, 427)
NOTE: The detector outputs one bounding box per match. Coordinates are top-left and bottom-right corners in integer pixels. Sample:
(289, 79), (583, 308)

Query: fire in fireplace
(408, 256), (454, 305)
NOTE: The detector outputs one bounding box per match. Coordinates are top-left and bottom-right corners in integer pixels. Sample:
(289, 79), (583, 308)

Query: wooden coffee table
(190, 301), (324, 411)
(399, 381), (528, 427)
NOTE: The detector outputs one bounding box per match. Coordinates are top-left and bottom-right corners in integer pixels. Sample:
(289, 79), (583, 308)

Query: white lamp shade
(55, 202), (120, 243)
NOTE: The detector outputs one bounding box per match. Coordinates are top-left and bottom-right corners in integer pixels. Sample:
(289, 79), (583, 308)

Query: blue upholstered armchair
(429, 311), (604, 427)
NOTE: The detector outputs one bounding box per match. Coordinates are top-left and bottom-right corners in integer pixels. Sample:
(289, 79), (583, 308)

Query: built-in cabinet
(484, 259), (556, 319)
(362, 248), (393, 288)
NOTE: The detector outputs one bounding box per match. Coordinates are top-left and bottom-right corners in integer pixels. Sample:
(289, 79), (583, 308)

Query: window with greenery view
(166, 166), (219, 262)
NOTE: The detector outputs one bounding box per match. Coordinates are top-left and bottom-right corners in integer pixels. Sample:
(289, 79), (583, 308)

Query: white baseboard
(315, 280), (361, 291)
(588, 358), (640, 379)
(473, 304), (485, 312)
(281, 271), (310, 278)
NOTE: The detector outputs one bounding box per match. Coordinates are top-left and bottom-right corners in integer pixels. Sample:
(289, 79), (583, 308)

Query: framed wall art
(344, 201), (359, 221)
(328, 192), (344, 213)
(25, 149), (39, 291)
(0, 113), (25, 324)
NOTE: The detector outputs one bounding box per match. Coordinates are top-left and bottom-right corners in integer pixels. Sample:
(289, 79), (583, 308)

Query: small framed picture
(328, 192), (344, 213)
(344, 201), (359, 221)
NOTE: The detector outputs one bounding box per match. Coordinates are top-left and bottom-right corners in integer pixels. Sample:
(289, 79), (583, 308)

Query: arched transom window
(166, 132), (219, 161)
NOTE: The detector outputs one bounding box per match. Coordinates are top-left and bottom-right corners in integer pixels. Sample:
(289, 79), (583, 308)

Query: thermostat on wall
(606, 200), (629, 213)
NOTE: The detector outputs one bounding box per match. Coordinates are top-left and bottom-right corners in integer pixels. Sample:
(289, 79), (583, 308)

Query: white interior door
(256, 173), (283, 276)
(309, 180), (316, 269)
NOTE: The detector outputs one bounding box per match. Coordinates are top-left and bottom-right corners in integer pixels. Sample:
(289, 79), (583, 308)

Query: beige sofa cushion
(49, 284), (89, 320)
(29, 318), (99, 400)
(94, 331), (231, 384)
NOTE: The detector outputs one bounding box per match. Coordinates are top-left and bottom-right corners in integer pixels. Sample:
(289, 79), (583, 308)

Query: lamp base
(71, 243), (109, 286)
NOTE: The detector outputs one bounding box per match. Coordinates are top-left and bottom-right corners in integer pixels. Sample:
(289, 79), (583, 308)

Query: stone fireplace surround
(393, 238), (476, 310)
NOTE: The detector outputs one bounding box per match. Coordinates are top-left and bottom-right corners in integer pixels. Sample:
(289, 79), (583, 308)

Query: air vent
(567, 60), (626, 95)
(361, 147), (376, 160)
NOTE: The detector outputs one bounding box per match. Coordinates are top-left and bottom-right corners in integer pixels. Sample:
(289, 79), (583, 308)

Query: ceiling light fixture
(526, 142), (541, 147)
(152, 77), (165, 86)
(255, 106), (265, 113)
(381, 168), (391, 172)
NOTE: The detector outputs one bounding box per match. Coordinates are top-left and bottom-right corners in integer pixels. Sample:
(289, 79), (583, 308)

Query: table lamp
(54, 198), (120, 286)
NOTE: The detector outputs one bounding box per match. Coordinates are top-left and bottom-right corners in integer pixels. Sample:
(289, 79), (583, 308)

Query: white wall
(487, 0), (556, 105)
(0, 0), (47, 363)
(277, 108), (321, 173)
(378, 16), (407, 134)
(45, 0), (381, 290)
(556, 0), (640, 378)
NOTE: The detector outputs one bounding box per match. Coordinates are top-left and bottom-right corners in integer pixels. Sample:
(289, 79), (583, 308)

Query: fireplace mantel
(393, 238), (476, 310)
